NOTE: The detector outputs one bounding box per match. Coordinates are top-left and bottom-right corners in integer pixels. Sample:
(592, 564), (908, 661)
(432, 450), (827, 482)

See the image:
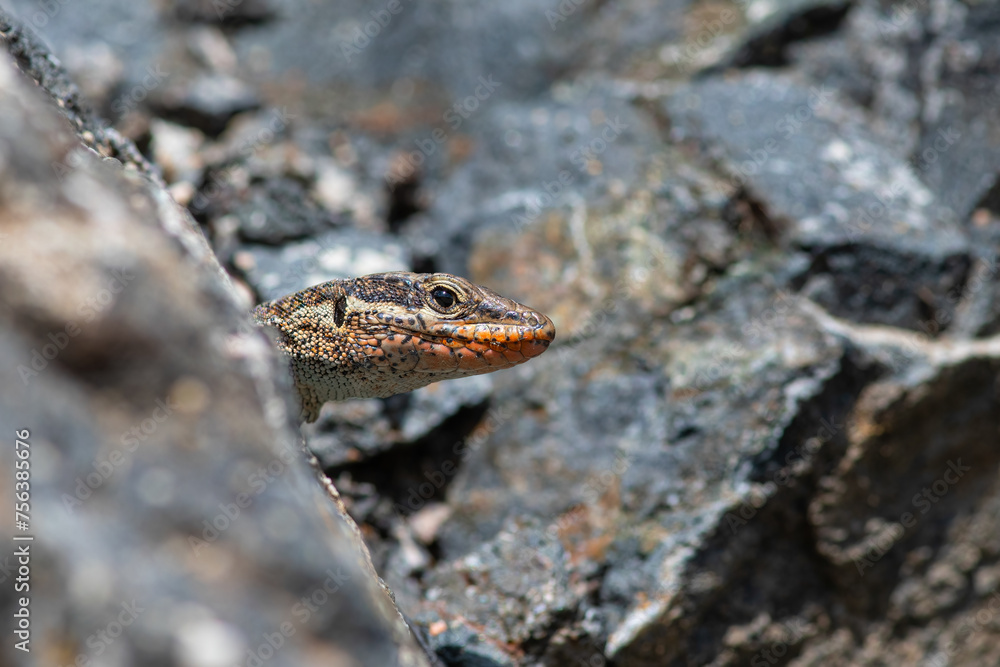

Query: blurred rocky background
(0, 0), (999, 665)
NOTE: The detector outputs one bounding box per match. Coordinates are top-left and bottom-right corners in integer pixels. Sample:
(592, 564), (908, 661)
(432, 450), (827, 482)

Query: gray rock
(720, 0), (853, 69)
(8, 0), (1000, 665)
(3, 0), (167, 114)
(237, 228), (410, 301)
(151, 73), (261, 136)
(0, 16), (431, 667)
(305, 374), (494, 467)
(791, 0), (1000, 222)
(223, 176), (345, 246)
(403, 84), (664, 275)
(666, 72), (972, 332)
(171, 0), (278, 27)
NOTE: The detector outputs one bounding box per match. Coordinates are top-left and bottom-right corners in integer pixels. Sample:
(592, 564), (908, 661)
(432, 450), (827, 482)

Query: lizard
(252, 271), (555, 666)
(252, 271), (556, 422)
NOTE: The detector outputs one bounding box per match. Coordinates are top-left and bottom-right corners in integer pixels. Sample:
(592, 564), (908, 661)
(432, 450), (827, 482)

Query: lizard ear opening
(334, 294), (346, 327)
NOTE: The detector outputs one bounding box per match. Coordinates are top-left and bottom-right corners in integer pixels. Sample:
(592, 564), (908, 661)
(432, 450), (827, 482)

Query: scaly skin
(253, 272), (556, 422)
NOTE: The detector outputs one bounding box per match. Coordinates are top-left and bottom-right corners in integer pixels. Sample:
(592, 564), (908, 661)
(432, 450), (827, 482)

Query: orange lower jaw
(467, 335), (552, 367)
(519, 338), (552, 360)
(397, 318), (556, 373)
(402, 336), (552, 373)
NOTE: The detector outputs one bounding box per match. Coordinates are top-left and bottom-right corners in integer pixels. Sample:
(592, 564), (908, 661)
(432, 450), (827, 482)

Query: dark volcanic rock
(790, 243), (970, 337)
(666, 72), (972, 332)
(0, 9), (157, 180)
(0, 16), (431, 667)
(151, 73), (261, 137)
(665, 73), (966, 251)
(304, 374), (493, 467)
(790, 0), (1000, 223)
(224, 176), (344, 246)
(171, 0), (278, 27)
(6, 0), (1000, 665)
(403, 86), (665, 276)
(721, 0), (853, 69)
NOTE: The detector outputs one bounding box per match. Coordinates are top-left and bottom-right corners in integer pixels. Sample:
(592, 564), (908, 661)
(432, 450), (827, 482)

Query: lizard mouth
(382, 312), (556, 374)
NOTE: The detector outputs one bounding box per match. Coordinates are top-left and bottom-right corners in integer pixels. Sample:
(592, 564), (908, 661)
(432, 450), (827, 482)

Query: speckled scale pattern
(252, 272), (556, 422)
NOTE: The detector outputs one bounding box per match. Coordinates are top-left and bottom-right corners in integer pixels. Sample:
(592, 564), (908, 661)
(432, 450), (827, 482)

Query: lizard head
(253, 272), (555, 415)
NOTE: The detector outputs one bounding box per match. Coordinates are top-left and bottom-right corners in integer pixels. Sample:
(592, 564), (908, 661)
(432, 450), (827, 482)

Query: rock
(4, 0), (168, 118)
(666, 72), (972, 333)
(719, 0), (852, 69)
(149, 118), (206, 185)
(305, 374), (494, 468)
(171, 0), (278, 27)
(7, 0), (1000, 665)
(151, 73), (261, 137)
(223, 0), (691, 100)
(225, 176), (345, 246)
(402, 86), (665, 276)
(791, 0), (1000, 222)
(395, 269), (854, 665)
(0, 10), (158, 181)
(236, 228), (409, 301)
(416, 517), (578, 666)
(0, 15), (432, 667)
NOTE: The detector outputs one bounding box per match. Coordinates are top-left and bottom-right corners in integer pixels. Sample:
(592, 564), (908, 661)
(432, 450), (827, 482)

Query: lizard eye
(430, 287), (457, 311)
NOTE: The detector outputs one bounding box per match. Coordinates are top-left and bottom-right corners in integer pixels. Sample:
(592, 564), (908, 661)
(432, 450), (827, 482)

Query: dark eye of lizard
(430, 287), (457, 310)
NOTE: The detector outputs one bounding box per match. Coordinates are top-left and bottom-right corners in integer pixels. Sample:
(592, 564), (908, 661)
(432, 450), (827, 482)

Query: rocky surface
(0, 12), (433, 667)
(2, 0), (1000, 665)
